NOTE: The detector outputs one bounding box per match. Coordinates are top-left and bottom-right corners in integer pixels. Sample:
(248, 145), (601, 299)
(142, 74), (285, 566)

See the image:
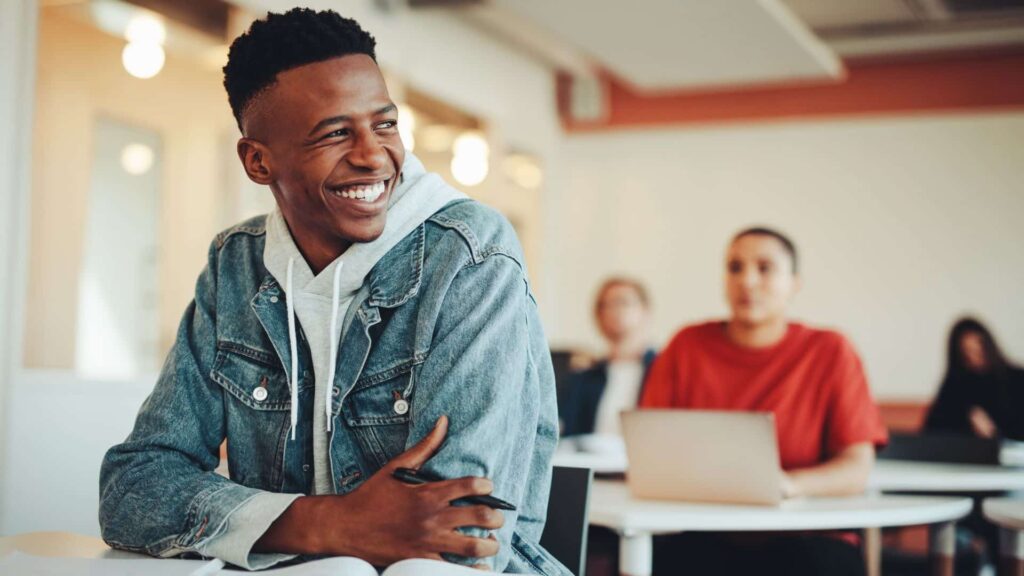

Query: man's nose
(348, 132), (387, 170)
(739, 267), (760, 287)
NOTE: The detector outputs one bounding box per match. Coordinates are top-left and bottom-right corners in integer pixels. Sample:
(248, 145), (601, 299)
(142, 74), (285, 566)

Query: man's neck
(725, 318), (788, 349)
(607, 334), (647, 362)
(291, 230), (351, 276)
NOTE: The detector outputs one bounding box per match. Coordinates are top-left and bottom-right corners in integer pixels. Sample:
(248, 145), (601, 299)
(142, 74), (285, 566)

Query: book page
(258, 556), (378, 576)
(383, 558), (524, 576)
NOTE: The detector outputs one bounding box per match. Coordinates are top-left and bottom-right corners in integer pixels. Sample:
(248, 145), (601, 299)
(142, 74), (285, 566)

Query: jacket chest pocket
(210, 342), (297, 490)
(211, 342), (294, 411)
(343, 365), (416, 467)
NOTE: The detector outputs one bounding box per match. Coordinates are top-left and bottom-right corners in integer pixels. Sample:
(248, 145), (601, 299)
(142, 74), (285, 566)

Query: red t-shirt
(640, 321), (888, 470)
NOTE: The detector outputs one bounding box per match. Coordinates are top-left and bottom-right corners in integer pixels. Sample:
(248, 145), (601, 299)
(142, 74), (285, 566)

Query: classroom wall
(546, 111), (1024, 401)
(0, 0), (37, 534)
(22, 11), (237, 371)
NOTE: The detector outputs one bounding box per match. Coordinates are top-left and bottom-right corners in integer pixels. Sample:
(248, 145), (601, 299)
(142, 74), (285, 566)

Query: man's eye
(325, 128), (350, 139)
(376, 120), (397, 130)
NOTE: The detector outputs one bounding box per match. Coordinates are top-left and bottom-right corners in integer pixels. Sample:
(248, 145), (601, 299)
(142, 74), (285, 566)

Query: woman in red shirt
(640, 227), (888, 576)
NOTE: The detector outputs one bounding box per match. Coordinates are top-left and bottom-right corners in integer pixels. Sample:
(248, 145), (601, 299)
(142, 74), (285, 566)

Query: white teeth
(334, 181), (386, 202)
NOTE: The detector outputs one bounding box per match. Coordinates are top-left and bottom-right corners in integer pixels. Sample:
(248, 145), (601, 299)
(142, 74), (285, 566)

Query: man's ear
(791, 275), (803, 299)
(237, 138), (274, 185)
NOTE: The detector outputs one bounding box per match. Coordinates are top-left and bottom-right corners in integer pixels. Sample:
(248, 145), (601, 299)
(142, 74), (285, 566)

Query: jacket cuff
(186, 484), (302, 570)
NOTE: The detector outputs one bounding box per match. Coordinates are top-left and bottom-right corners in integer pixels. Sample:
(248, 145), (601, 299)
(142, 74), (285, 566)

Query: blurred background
(0, 0), (1022, 540)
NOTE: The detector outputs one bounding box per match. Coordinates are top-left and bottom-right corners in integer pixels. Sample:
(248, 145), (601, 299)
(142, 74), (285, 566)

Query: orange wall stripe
(559, 51), (1024, 131)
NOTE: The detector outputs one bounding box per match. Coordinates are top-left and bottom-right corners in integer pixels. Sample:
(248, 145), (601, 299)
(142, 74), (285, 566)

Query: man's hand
(255, 416), (504, 566)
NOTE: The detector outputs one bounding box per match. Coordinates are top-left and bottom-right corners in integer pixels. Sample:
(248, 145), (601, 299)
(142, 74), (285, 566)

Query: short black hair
(223, 8), (377, 130)
(731, 226), (798, 274)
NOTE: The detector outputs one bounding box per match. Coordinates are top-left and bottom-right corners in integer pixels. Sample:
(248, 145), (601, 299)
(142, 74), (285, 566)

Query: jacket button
(332, 387), (341, 397)
(252, 387), (268, 402)
(270, 296), (279, 303)
(393, 399), (409, 415)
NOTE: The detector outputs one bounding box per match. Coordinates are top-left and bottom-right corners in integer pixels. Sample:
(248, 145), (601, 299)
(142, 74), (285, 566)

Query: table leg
(864, 527), (881, 576)
(618, 530), (653, 576)
(999, 527), (1024, 576)
(929, 521), (956, 576)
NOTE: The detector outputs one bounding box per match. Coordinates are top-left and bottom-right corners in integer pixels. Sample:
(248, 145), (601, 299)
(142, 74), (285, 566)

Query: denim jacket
(99, 199), (567, 575)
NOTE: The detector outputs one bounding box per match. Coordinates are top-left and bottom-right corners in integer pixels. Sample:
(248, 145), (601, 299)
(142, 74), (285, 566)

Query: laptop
(620, 409), (784, 505)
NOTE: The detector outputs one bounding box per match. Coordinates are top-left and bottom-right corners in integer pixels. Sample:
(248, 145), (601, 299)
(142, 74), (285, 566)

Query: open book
(0, 551), (512, 575)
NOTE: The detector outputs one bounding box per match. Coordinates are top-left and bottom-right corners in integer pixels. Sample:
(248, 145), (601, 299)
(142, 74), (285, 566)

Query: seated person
(925, 316), (1024, 441)
(640, 226), (888, 576)
(98, 9), (566, 575)
(561, 277), (656, 440)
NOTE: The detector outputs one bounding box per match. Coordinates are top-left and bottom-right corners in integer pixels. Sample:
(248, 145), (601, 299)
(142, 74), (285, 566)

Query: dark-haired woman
(925, 317), (1024, 441)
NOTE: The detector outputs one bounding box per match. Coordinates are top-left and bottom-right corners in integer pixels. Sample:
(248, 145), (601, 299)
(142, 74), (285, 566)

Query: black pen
(392, 467), (517, 511)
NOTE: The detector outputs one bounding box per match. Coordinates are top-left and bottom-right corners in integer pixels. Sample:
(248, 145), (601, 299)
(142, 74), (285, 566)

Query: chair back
(539, 466), (594, 576)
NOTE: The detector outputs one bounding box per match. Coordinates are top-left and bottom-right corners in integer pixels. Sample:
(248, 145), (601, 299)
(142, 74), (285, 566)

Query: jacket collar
(363, 221), (425, 309)
(251, 221), (425, 314)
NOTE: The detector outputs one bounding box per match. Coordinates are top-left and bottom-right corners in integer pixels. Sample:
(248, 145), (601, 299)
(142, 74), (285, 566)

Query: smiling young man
(640, 227), (888, 576)
(99, 9), (566, 575)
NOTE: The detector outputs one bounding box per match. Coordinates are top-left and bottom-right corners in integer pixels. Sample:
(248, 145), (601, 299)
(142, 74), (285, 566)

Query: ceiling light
(454, 131), (488, 158)
(122, 41), (165, 79)
(398, 104), (416, 152)
(451, 154), (488, 187)
(124, 13), (166, 45)
(120, 143), (155, 175)
(451, 131), (490, 187)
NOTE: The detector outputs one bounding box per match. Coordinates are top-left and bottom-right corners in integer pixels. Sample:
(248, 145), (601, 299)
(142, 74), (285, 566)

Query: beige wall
(551, 112), (1024, 400)
(24, 10), (238, 369)
(0, 0), (38, 533)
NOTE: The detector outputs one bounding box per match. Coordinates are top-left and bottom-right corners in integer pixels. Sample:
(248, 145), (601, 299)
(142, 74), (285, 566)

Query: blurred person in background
(561, 277), (656, 441)
(640, 226), (888, 576)
(925, 317), (1024, 441)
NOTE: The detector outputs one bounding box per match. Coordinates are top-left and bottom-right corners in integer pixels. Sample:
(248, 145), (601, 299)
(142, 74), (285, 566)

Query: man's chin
(336, 222), (386, 246)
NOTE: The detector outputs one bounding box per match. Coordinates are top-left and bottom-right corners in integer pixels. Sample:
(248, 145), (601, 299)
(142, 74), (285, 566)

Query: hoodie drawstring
(325, 261), (344, 432)
(286, 258), (299, 441)
(284, 256), (346, 441)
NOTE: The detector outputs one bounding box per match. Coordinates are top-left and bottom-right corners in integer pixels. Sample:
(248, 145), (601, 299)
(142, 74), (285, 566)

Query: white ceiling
(444, 0), (1024, 93)
(485, 0), (843, 92)
(782, 0), (919, 30)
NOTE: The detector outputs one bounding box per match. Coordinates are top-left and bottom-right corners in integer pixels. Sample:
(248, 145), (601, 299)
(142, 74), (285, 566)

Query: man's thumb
(389, 415), (448, 469)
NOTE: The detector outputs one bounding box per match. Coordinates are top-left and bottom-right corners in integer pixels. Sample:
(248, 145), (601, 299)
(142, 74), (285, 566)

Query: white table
(871, 460), (1024, 493)
(551, 450), (627, 475)
(588, 480), (972, 576)
(0, 532), (504, 575)
(982, 498), (1024, 575)
(553, 443), (1024, 480)
(1002, 442), (1024, 468)
(0, 531), (136, 559)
